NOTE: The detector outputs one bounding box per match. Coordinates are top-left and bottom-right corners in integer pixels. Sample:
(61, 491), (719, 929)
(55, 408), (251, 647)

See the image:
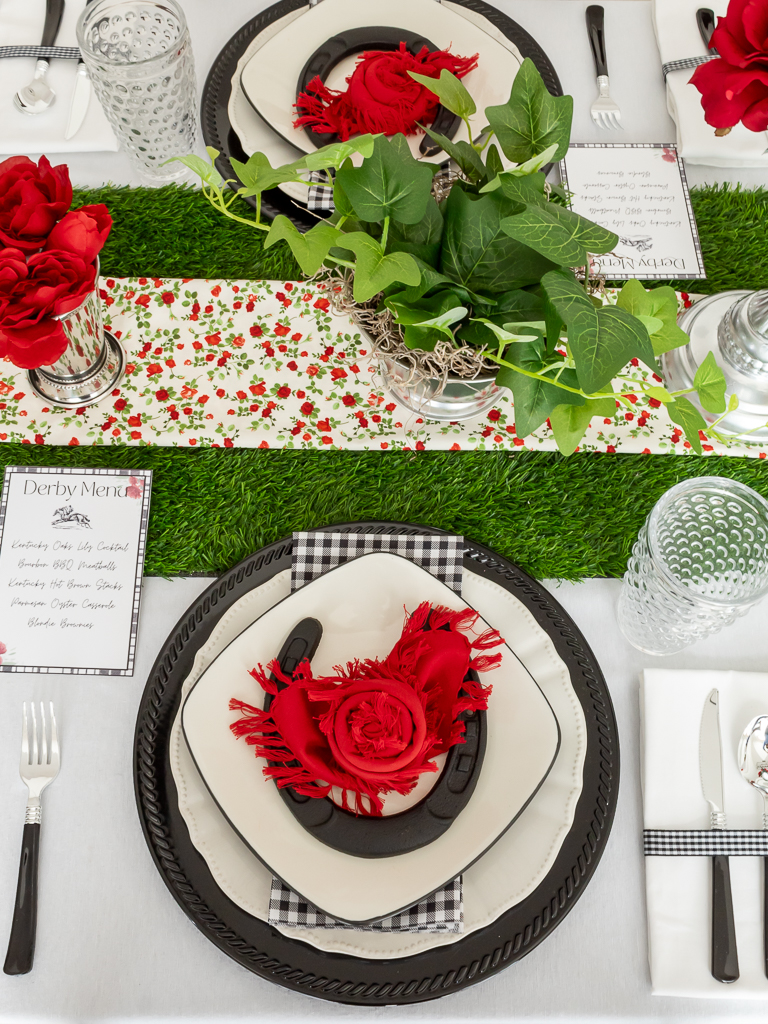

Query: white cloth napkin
(652, 0), (768, 167)
(0, 0), (118, 155)
(642, 669), (768, 998)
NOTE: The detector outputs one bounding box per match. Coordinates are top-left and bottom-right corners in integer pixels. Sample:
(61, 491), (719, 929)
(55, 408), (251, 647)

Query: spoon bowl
(738, 714), (768, 827)
(14, 60), (56, 115)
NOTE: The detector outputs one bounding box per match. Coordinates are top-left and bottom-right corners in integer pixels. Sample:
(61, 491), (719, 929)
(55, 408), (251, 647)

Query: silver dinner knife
(64, 0), (97, 140)
(700, 688), (739, 983)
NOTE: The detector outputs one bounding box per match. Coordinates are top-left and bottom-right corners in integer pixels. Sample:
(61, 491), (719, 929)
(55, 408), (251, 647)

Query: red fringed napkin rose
(0, 155), (112, 370)
(690, 0), (768, 133)
(230, 602), (503, 815)
(294, 42), (479, 140)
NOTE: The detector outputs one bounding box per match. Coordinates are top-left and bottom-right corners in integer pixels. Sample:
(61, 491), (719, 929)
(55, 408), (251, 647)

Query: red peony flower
(44, 204), (112, 262)
(295, 43), (479, 140)
(690, 0), (768, 132)
(229, 602), (503, 815)
(0, 156), (72, 252)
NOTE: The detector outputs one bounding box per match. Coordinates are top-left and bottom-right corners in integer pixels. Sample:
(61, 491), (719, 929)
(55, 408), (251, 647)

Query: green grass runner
(1, 184), (766, 580)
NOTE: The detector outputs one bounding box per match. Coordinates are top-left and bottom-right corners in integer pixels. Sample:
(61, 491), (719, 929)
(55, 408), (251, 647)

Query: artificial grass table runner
(0, 183), (766, 580)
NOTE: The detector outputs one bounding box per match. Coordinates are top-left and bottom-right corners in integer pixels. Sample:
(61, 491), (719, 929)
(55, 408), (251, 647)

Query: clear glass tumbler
(618, 477), (768, 655)
(76, 0), (196, 180)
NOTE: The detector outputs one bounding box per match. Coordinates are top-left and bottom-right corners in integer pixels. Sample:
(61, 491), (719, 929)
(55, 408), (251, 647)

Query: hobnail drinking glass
(618, 477), (768, 655)
(76, 0), (197, 181)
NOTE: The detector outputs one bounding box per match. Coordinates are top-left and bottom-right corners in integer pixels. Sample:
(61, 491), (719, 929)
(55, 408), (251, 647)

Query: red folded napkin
(230, 601), (502, 815)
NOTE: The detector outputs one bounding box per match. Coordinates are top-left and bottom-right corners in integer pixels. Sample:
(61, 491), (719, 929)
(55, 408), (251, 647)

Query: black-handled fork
(3, 703), (61, 976)
(586, 5), (623, 130)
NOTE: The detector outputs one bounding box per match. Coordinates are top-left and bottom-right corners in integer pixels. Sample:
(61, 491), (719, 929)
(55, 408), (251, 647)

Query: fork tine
(21, 702), (29, 766)
(31, 702), (38, 765)
(49, 702), (59, 767)
(40, 702), (48, 765)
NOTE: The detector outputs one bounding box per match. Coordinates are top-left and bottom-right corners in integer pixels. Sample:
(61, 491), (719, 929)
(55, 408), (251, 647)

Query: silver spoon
(14, 0), (65, 116)
(738, 714), (768, 978)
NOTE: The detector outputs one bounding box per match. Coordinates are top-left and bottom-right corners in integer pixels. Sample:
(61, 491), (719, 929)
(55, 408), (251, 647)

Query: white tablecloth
(14, 0), (767, 191)
(2, 574), (768, 1021)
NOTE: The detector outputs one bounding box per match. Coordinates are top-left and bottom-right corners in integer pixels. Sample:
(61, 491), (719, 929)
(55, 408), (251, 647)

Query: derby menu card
(0, 467), (152, 675)
(561, 143), (705, 280)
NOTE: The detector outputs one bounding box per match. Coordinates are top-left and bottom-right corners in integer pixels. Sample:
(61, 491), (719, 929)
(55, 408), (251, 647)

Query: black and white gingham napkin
(269, 876), (463, 932)
(307, 168), (335, 214)
(644, 829), (768, 856)
(292, 530), (464, 594)
(271, 528), (465, 932)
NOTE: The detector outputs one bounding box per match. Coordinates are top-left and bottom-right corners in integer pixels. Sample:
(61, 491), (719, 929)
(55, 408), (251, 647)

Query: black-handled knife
(41, 0), (65, 49)
(586, 5), (609, 78)
(697, 9), (719, 54)
(700, 688), (740, 983)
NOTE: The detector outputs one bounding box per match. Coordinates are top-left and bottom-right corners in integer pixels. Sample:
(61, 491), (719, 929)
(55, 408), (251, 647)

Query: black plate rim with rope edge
(259, 612), (491, 859)
(200, 0), (564, 230)
(134, 521), (619, 1005)
(178, 547), (562, 922)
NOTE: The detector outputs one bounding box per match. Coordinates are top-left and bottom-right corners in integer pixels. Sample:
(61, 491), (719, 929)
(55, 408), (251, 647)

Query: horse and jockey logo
(52, 505), (92, 530)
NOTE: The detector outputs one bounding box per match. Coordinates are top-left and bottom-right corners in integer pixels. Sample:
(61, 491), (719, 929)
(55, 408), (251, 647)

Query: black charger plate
(200, 0), (564, 229)
(134, 521), (618, 1005)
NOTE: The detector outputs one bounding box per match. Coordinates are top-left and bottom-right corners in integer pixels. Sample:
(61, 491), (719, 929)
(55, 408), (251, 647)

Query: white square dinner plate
(181, 552), (560, 925)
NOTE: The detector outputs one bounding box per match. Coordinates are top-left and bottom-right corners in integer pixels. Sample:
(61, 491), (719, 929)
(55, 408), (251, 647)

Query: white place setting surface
(1, 573), (768, 1022)
(24, 0), (766, 192)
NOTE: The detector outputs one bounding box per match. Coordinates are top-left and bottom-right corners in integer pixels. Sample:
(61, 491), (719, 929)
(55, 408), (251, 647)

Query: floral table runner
(0, 277), (765, 457)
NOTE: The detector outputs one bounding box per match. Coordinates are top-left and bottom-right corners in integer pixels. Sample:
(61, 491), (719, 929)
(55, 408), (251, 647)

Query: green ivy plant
(174, 58), (729, 455)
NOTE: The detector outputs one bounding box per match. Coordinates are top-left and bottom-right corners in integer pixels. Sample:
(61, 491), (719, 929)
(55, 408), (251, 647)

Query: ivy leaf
(336, 135), (434, 224)
(569, 305), (657, 393)
(387, 290), (468, 351)
(441, 184), (557, 295)
(635, 314), (664, 336)
(500, 203), (618, 267)
(297, 135), (377, 171)
(420, 125), (486, 181)
(693, 351), (728, 414)
(645, 385), (674, 403)
(485, 58), (573, 163)
(409, 69), (476, 118)
(509, 143), (560, 176)
(668, 396), (706, 453)
(549, 394), (616, 455)
(230, 152), (302, 196)
(485, 143), (504, 182)
(264, 217), (341, 276)
(541, 268), (594, 322)
(497, 358), (584, 438)
(388, 198), (444, 265)
(472, 318), (543, 345)
(342, 232), (421, 302)
(481, 171), (548, 207)
(169, 147), (225, 188)
(615, 280), (690, 355)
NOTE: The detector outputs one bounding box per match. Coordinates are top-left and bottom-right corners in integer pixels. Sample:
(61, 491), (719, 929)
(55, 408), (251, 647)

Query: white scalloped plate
(181, 552), (559, 925)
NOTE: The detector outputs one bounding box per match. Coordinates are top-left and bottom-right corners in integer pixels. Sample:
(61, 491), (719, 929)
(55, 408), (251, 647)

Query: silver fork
(3, 703), (61, 976)
(586, 5), (623, 131)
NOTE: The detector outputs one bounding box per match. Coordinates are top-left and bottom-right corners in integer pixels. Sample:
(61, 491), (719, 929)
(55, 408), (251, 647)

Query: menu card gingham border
(0, 466), (152, 676)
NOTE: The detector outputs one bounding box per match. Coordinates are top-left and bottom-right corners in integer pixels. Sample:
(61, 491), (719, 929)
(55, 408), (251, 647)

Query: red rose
(277, 386), (291, 398)
(691, 0), (768, 131)
(44, 205), (112, 262)
(0, 249), (96, 369)
(0, 156), (72, 252)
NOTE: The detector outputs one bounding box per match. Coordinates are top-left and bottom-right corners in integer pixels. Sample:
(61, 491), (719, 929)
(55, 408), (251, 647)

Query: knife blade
(700, 688), (739, 983)
(64, 64), (91, 140)
(697, 8), (719, 54)
(65, 0), (97, 141)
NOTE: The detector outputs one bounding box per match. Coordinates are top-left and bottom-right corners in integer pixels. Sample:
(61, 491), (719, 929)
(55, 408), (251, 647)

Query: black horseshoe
(263, 615), (486, 857)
